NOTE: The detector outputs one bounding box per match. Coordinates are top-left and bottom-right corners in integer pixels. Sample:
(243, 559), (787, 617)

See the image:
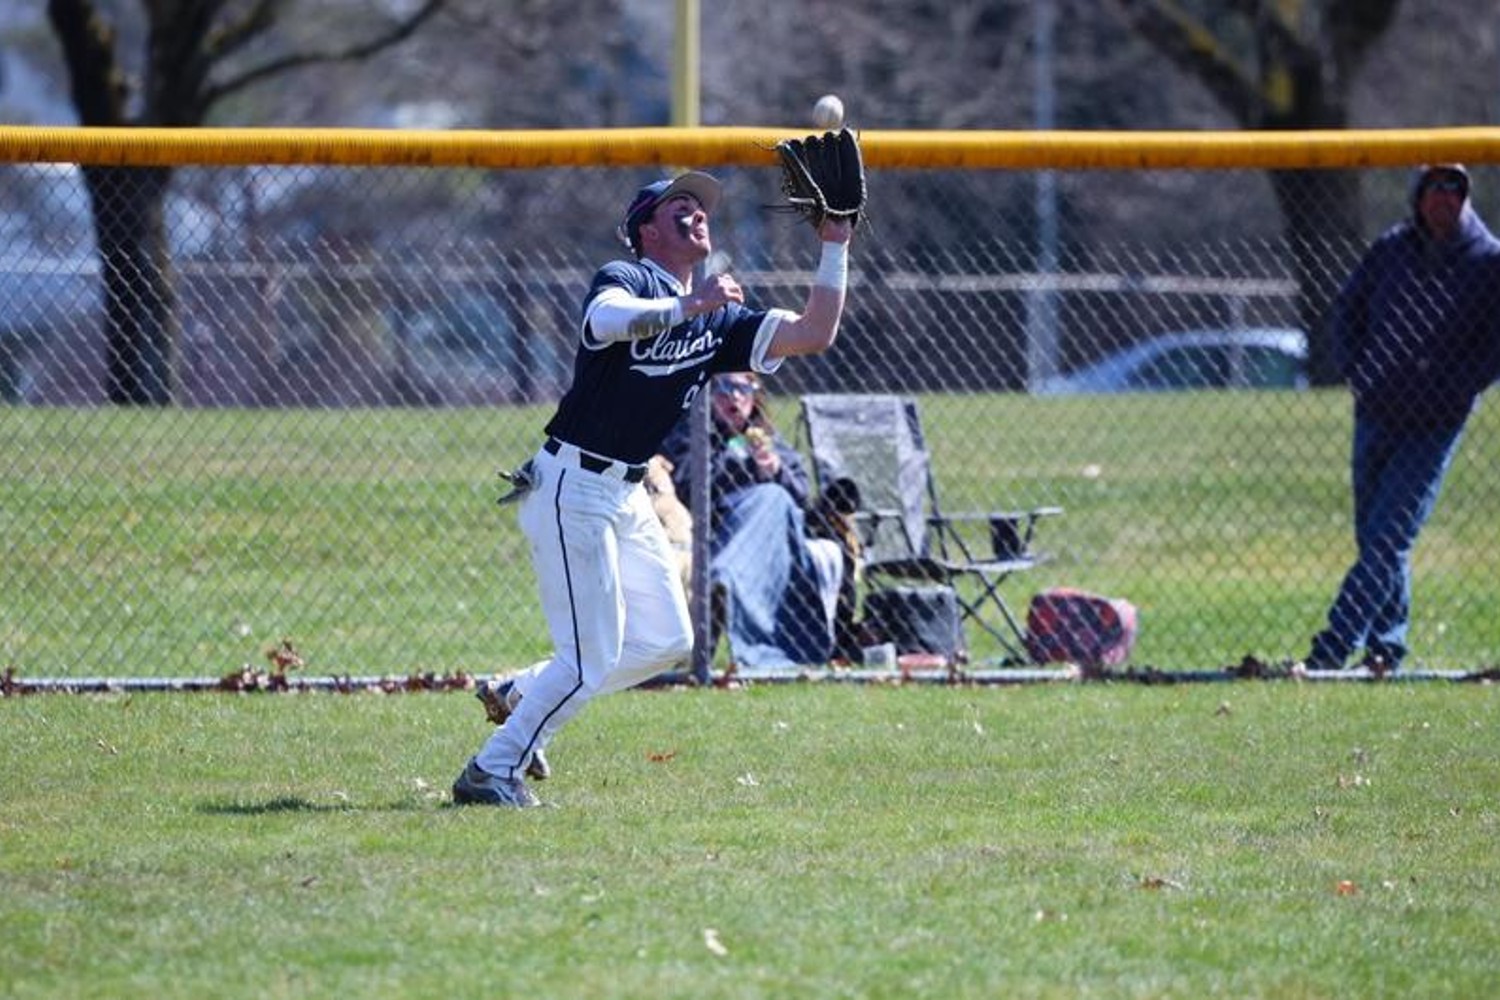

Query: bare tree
(1105, 0), (1403, 383)
(46, 0), (446, 405)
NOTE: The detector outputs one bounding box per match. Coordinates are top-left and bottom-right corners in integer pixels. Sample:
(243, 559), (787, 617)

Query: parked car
(1034, 327), (1309, 395)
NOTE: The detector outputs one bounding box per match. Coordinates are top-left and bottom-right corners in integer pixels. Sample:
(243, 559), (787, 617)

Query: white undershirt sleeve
(584, 286), (684, 344)
(750, 309), (794, 375)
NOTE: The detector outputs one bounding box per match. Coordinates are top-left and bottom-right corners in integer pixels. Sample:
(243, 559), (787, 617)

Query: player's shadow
(198, 795), (429, 815)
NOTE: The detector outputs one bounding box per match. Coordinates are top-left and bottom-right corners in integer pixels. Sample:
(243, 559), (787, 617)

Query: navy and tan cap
(617, 171), (722, 252)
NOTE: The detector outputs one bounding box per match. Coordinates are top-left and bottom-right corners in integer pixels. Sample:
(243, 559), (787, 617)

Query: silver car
(1034, 327), (1309, 395)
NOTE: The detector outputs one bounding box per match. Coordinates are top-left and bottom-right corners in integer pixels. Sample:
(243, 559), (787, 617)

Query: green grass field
(2, 390), (1499, 677)
(3, 682), (1498, 998)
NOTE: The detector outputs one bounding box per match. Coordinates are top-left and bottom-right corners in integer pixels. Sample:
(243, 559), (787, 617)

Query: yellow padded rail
(3, 125), (1500, 170)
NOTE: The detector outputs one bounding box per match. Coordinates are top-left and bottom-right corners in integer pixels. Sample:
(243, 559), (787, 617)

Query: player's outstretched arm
(768, 219), (853, 358)
(588, 272), (745, 343)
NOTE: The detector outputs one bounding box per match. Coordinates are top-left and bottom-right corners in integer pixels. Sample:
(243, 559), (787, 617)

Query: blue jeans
(1308, 417), (1464, 669)
(711, 484), (833, 669)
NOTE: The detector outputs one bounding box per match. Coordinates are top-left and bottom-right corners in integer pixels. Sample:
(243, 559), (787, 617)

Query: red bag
(1024, 587), (1138, 667)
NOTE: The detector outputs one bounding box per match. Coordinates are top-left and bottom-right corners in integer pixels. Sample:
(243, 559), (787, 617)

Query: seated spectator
(660, 372), (846, 669)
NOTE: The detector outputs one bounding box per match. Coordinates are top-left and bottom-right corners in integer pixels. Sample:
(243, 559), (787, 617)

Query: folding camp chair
(799, 393), (1062, 662)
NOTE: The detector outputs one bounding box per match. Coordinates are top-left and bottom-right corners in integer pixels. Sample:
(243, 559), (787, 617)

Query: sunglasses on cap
(1424, 176), (1466, 194)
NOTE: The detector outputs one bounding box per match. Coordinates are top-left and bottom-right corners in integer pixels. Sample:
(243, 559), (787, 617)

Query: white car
(1033, 327), (1309, 395)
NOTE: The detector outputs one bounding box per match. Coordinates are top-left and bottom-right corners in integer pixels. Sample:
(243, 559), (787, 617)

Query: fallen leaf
(1139, 875), (1185, 891)
(703, 928), (729, 957)
(647, 750), (678, 763)
(265, 638), (304, 674)
(1335, 880), (1358, 896)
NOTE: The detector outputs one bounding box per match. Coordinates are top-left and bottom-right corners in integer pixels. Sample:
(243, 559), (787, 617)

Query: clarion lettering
(631, 327), (722, 364)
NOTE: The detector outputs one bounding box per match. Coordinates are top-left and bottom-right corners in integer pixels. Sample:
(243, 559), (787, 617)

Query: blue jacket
(1334, 174), (1500, 432)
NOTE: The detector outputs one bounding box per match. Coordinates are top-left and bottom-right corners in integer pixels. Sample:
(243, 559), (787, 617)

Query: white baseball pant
(475, 444), (693, 780)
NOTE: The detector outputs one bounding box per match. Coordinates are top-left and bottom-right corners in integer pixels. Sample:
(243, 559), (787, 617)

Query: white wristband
(814, 240), (848, 290)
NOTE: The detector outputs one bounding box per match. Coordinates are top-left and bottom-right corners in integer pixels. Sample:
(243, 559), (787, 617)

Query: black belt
(543, 438), (646, 483)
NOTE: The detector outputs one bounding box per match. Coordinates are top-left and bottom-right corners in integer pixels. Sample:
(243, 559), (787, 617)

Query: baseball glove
(774, 128), (866, 228)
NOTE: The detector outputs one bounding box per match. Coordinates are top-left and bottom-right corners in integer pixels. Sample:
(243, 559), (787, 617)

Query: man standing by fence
(1305, 164), (1500, 673)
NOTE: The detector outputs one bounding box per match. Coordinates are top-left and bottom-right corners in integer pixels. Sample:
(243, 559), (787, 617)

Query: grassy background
(3, 682), (1498, 998)
(3, 390), (1499, 677)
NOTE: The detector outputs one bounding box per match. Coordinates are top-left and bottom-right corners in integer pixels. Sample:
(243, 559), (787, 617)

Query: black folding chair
(799, 393), (1062, 662)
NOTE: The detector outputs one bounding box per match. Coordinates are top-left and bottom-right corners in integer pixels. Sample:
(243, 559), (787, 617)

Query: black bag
(863, 586), (964, 659)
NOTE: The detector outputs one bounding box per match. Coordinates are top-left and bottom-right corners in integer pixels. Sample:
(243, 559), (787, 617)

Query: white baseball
(812, 94), (845, 130)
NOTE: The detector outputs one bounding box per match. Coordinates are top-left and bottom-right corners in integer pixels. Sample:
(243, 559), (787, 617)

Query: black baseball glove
(774, 128), (866, 229)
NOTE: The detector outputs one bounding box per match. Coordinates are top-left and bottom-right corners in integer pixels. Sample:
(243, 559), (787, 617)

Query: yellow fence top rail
(3, 125), (1500, 171)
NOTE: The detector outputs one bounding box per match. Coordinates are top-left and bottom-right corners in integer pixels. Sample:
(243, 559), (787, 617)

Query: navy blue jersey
(545, 258), (782, 464)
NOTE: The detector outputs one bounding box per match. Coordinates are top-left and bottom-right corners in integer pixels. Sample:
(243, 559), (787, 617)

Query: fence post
(688, 387), (714, 684)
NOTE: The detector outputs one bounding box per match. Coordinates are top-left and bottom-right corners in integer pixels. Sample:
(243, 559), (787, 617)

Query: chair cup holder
(989, 517), (1025, 560)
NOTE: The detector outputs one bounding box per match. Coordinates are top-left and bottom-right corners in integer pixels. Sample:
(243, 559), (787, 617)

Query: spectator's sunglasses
(713, 376), (759, 397)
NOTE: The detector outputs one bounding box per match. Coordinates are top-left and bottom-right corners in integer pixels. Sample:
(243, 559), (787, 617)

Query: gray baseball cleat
(523, 747), (551, 780)
(451, 758), (540, 808)
(476, 678), (551, 780)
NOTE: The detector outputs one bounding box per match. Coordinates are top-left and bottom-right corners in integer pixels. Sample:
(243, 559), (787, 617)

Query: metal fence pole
(687, 386), (714, 683)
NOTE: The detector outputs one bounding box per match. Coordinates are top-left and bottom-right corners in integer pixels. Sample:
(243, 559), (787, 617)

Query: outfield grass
(2, 683), (1497, 999)
(2, 391), (1498, 677)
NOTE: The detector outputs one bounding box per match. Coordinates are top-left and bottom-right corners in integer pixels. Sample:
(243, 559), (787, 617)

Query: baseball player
(454, 170), (855, 807)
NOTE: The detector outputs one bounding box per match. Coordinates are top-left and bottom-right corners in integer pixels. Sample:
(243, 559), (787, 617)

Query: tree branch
(1105, 0), (1259, 123)
(145, 1), (221, 124)
(1244, 0), (1317, 64)
(1326, 0), (1402, 76)
(202, 0), (447, 110)
(205, 0), (284, 61)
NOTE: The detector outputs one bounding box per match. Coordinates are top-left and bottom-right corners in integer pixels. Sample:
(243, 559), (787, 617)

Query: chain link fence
(3, 139), (1499, 680)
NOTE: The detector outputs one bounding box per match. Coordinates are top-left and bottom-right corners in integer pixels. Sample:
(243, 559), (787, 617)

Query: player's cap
(618, 171), (722, 253)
